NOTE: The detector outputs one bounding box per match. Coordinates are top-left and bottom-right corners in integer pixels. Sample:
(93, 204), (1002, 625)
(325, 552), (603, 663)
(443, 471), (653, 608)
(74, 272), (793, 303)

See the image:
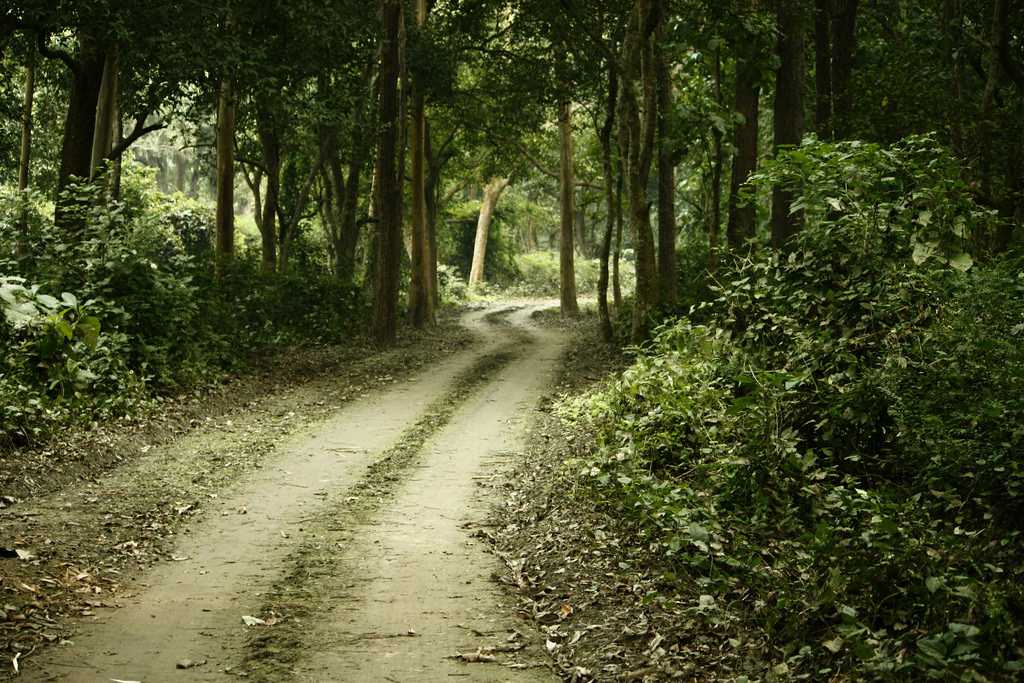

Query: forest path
(26, 302), (562, 682)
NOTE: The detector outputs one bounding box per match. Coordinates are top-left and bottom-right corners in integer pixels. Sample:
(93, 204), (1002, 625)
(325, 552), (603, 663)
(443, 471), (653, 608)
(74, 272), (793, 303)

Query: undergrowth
(558, 135), (1024, 680)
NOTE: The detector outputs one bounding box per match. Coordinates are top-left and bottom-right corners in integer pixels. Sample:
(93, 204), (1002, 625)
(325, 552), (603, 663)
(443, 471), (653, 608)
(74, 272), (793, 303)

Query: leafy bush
(0, 163), (369, 446)
(561, 135), (1024, 679)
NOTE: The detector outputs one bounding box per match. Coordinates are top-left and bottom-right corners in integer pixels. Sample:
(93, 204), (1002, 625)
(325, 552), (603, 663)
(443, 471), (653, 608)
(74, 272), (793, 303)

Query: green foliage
(562, 136), (1024, 680)
(0, 165), (367, 446)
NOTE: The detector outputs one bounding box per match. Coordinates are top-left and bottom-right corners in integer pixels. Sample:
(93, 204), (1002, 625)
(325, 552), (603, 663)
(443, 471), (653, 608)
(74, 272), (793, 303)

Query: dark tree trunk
(215, 78), (236, 273)
(598, 64), (619, 342)
(771, 0), (806, 250)
(656, 17), (677, 308)
(943, 0), (965, 157)
(613, 169), (624, 310)
(55, 36), (104, 229)
(17, 59), (35, 257)
(407, 0), (434, 327)
(91, 48), (118, 181)
(256, 105), (281, 273)
(726, 60), (760, 249)
(831, 0), (858, 138)
(559, 98), (580, 315)
(619, 0), (661, 342)
(709, 47), (723, 272)
(425, 122), (440, 305)
(372, 0), (405, 343)
(814, 0), (833, 138)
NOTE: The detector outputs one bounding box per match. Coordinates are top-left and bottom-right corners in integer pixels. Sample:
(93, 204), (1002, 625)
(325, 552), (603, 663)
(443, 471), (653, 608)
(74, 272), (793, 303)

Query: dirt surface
(2, 302), (568, 682)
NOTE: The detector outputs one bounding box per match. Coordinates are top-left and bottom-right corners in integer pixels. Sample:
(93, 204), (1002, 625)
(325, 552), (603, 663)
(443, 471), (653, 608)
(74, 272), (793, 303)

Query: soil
(0, 301), (570, 682)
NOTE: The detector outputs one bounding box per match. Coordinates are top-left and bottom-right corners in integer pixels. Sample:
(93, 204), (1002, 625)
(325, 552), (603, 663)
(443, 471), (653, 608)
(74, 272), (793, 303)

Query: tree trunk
(17, 59), (35, 257)
(831, 0), (858, 138)
(256, 105), (281, 273)
(425, 122), (440, 306)
(943, 0), (965, 158)
(709, 47), (723, 273)
(215, 78), (236, 273)
(468, 177), (510, 285)
(373, 0), (406, 343)
(111, 84), (123, 200)
(55, 36), (104, 229)
(771, 0), (806, 250)
(90, 48), (118, 181)
(598, 64), (619, 342)
(727, 58), (761, 250)
(656, 17), (677, 308)
(814, 0), (833, 139)
(619, 0), (661, 342)
(407, 0), (433, 327)
(613, 169), (624, 309)
(559, 98), (580, 315)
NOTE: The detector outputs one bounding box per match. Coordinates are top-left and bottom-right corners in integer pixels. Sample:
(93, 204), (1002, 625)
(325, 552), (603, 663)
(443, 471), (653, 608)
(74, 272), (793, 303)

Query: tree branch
(512, 139), (603, 190)
(35, 31), (80, 75)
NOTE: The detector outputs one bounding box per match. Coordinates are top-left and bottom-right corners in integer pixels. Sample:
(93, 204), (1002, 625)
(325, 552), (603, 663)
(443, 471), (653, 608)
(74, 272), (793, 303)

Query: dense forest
(1, 0), (1023, 680)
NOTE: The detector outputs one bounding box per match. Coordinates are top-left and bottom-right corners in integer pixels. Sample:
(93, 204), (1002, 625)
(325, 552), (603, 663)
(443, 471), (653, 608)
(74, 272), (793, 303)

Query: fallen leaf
(241, 615), (266, 626)
(176, 658), (207, 669)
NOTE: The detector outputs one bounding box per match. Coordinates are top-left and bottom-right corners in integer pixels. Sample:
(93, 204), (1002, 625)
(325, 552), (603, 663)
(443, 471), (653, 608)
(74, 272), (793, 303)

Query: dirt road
(18, 304), (564, 682)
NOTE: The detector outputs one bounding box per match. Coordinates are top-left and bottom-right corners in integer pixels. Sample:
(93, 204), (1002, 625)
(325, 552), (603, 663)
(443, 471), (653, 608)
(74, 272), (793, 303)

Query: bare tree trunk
(656, 17), (677, 308)
(373, 0), (406, 343)
(980, 0), (1006, 205)
(111, 81), (123, 201)
(771, 0), (806, 250)
(17, 58), (35, 257)
(215, 78), (236, 274)
(709, 47), (723, 273)
(425, 122), (440, 306)
(55, 35), (104, 230)
(727, 57), (761, 250)
(90, 48), (118, 181)
(814, 0), (833, 139)
(407, 0), (433, 327)
(943, 0), (965, 158)
(256, 105), (281, 273)
(619, 0), (661, 342)
(598, 64), (618, 342)
(831, 0), (858, 138)
(613, 169), (624, 309)
(468, 177), (510, 285)
(559, 99), (580, 315)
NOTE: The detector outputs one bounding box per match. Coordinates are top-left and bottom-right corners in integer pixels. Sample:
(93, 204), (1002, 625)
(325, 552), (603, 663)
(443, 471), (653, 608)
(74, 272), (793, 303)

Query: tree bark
(55, 35), (104, 229)
(17, 58), (35, 257)
(771, 0), (806, 250)
(373, 0), (406, 343)
(613, 169), (624, 309)
(256, 105), (281, 273)
(559, 98), (580, 315)
(814, 0), (833, 139)
(90, 48), (118, 181)
(468, 177), (510, 285)
(619, 0), (661, 342)
(425, 123), (440, 305)
(215, 78), (236, 273)
(831, 0), (858, 138)
(656, 17), (677, 308)
(727, 54), (761, 249)
(709, 47), (723, 272)
(598, 64), (618, 342)
(407, 0), (433, 327)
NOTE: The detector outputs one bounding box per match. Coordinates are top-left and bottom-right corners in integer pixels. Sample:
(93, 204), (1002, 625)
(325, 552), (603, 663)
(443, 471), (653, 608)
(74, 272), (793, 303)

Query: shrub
(561, 135), (1024, 679)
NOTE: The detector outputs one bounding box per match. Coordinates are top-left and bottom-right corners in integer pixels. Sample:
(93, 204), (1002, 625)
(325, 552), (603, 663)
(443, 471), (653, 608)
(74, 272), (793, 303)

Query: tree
(372, 0), (405, 344)
(468, 177), (510, 286)
(770, 0), (806, 249)
(558, 99), (580, 315)
(408, 0), (435, 327)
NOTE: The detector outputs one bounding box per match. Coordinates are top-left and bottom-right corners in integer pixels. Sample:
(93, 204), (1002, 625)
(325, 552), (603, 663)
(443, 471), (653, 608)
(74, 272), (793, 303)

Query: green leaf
(948, 252), (973, 272)
(37, 294), (59, 310)
(925, 576), (942, 593)
(823, 637), (844, 653)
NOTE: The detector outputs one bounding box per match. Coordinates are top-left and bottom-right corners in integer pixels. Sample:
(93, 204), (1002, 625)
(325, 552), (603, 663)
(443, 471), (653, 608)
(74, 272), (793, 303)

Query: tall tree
(215, 77), (236, 273)
(726, 38), (762, 250)
(619, 0), (661, 341)
(372, 0), (406, 343)
(558, 98), (580, 315)
(17, 56), (35, 256)
(408, 0), (434, 327)
(655, 16), (677, 308)
(468, 177), (510, 286)
(598, 64), (618, 342)
(770, 0), (806, 249)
